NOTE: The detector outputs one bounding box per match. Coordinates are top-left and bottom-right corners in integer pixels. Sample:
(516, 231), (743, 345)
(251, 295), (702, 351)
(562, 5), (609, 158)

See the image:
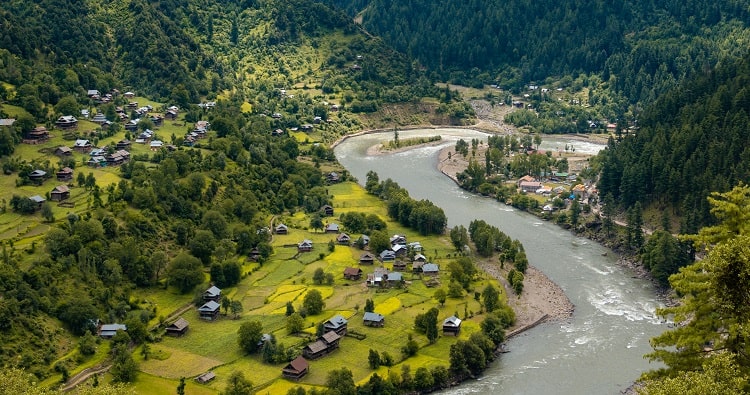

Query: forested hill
(326, 0), (750, 104)
(0, 0), (435, 115)
(596, 51), (750, 233)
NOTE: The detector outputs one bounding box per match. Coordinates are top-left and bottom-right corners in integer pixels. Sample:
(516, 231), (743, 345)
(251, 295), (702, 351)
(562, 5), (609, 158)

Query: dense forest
(327, 0), (750, 107)
(596, 50), (750, 233)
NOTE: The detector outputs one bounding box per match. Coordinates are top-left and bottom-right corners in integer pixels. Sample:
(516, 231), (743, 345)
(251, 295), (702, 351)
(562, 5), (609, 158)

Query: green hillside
(329, 0), (750, 106)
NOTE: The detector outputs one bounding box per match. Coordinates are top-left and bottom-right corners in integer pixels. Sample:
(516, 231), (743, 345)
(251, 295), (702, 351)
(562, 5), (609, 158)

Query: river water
(334, 129), (665, 395)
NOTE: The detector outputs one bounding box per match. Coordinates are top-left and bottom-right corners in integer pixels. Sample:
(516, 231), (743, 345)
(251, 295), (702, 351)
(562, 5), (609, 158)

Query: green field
(115, 181), (507, 393)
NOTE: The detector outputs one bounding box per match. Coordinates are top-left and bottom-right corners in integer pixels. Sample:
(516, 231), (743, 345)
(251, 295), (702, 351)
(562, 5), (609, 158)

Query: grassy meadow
(122, 181), (505, 394)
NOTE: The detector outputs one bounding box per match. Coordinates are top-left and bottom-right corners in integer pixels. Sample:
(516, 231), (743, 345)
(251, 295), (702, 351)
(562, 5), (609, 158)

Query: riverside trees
(642, 185), (750, 389)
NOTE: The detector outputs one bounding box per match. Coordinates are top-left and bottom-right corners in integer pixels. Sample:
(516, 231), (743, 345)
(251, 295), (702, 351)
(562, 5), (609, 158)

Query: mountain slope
(327, 0), (750, 106)
(597, 51), (750, 232)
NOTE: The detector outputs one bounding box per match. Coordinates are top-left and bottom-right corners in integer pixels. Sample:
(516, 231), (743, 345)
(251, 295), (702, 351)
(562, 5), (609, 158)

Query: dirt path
(61, 364), (111, 392)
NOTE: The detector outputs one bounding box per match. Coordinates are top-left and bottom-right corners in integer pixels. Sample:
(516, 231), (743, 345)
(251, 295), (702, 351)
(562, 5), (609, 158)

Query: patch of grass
(131, 372), (219, 395)
(139, 344), (223, 379)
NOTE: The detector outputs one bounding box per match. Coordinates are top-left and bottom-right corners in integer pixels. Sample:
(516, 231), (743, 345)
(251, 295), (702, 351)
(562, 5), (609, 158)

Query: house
(363, 312), (385, 327)
(301, 124), (313, 132)
(271, 128), (285, 136)
(390, 234), (406, 246)
(518, 175), (535, 185)
(323, 315), (348, 335)
(326, 172), (340, 184)
(413, 254), (427, 263)
(56, 167), (73, 181)
(442, 315), (462, 336)
(271, 112), (282, 119)
(55, 115), (78, 130)
(519, 181), (543, 193)
(29, 195), (46, 209)
(150, 140), (164, 151)
(321, 204), (334, 216)
(275, 223), (288, 234)
(412, 261), (425, 273)
(124, 120), (139, 131)
(195, 372), (216, 384)
(123, 91), (135, 99)
(298, 239), (313, 252)
(392, 244), (407, 257)
(386, 272), (403, 286)
(50, 185), (70, 202)
(572, 184), (586, 199)
(282, 356), (309, 380)
(0, 118), (16, 127)
(358, 235), (370, 247)
(73, 139), (93, 153)
(422, 263), (439, 276)
(198, 300), (221, 321)
(336, 233), (350, 245)
(248, 248), (261, 261)
(91, 113), (107, 124)
(26, 126), (49, 142)
(408, 241), (423, 252)
(393, 260), (407, 271)
(324, 223), (339, 233)
(165, 317), (189, 336)
(343, 267), (362, 280)
(379, 250), (396, 262)
(367, 268), (389, 287)
(165, 110), (178, 120)
(28, 170), (46, 184)
(106, 150), (130, 166)
(99, 323), (127, 339)
(359, 252), (375, 265)
(204, 286), (222, 302)
(115, 139), (131, 150)
(303, 331), (341, 360)
(55, 146), (72, 156)
(88, 156), (107, 167)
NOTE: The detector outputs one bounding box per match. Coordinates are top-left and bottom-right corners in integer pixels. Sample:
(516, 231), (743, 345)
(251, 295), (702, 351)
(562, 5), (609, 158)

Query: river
(334, 128), (665, 395)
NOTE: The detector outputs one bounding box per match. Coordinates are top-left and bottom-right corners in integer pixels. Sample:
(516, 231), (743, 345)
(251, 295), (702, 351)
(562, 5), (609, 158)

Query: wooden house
(298, 239), (313, 252)
(324, 223), (339, 233)
(99, 323), (127, 339)
(323, 315), (348, 336)
(359, 252), (375, 265)
(412, 261), (425, 273)
(274, 223), (288, 234)
(25, 126), (49, 143)
(393, 260), (407, 271)
(321, 204), (334, 216)
(198, 300), (220, 321)
(115, 139), (131, 150)
(379, 250), (396, 262)
(28, 170), (47, 184)
(195, 372), (215, 384)
(54, 146), (72, 156)
(203, 286), (222, 302)
(55, 115), (78, 130)
(56, 167), (73, 181)
(363, 312), (385, 327)
(73, 139), (93, 153)
(282, 356), (309, 380)
(442, 315), (462, 336)
(302, 331), (341, 360)
(390, 234), (407, 246)
(165, 317), (189, 336)
(343, 267), (362, 280)
(336, 232), (350, 245)
(413, 254), (427, 263)
(326, 172), (340, 184)
(50, 185), (70, 202)
(422, 263), (439, 276)
(29, 195), (46, 209)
